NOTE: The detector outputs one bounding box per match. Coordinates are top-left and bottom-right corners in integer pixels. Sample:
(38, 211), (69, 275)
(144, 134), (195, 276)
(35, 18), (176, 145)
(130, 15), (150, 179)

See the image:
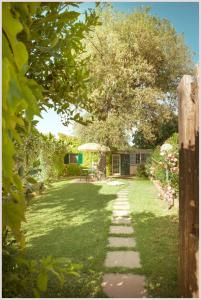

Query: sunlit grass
(129, 179), (179, 298)
(23, 179), (121, 297)
(22, 178), (179, 297)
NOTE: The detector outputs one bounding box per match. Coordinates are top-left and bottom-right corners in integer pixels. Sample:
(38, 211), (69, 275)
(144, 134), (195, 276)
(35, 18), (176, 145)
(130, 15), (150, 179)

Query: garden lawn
(129, 178), (179, 298)
(23, 179), (124, 297)
(23, 178), (179, 298)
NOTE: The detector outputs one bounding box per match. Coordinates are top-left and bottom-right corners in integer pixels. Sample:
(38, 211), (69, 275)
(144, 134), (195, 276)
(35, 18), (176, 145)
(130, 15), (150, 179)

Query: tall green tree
(132, 114), (178, 148)
(84, 5), (193, 144)
(75, 114), (130, 150)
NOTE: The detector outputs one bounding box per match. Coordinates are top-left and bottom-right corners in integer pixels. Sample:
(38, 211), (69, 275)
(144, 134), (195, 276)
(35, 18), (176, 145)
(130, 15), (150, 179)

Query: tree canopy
(82, 5), (193, 144)
(75, 114), (130, 150)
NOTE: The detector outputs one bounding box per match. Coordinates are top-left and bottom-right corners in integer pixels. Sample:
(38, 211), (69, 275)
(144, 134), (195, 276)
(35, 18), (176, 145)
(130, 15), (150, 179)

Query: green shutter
(77, 153), (83, 165)
(64, 154), (69, 164)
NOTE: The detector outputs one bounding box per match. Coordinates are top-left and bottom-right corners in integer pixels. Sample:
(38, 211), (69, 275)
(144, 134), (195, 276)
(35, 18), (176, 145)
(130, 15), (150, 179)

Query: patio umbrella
(77, 143), (110, 170)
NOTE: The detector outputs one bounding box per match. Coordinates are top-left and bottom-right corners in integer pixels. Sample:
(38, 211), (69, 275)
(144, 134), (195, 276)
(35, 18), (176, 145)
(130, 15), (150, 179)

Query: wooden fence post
(177, 68), (199, 297)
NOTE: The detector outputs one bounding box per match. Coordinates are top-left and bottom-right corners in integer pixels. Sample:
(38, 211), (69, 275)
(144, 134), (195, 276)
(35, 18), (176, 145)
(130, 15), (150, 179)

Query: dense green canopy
(78, 5), (193, 146)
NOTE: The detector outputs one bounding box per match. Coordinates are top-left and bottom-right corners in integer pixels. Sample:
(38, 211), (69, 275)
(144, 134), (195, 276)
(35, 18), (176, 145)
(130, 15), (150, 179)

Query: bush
(106, 153), (112, 177)
(64, 164), (82, 176)
(136, 164), (148, 178)
(146, 132), (179, 207)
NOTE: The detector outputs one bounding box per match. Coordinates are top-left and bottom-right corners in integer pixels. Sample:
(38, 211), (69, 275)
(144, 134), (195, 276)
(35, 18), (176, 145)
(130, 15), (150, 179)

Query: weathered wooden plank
(177, 69), (199, 298)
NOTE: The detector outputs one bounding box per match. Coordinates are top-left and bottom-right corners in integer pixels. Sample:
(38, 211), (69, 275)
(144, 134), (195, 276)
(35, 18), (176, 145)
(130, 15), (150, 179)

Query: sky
(36, 1), (199, 137)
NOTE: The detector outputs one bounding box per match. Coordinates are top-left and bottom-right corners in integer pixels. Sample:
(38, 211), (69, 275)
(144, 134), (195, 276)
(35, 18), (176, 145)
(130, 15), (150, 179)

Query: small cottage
(64, 149), (151, 177)
(111, 149), (151, 176)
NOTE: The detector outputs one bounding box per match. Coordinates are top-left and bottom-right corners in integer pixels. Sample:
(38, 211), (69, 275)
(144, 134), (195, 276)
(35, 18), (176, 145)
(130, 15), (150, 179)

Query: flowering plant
(146, 133), (179, 208)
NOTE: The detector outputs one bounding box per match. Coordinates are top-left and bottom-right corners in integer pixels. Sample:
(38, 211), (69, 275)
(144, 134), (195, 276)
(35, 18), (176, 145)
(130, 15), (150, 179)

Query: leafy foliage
(3, 1), (99, 245)
(84, 5), (193, 143)
(136, 164), (148, 178)
(19, 2), (100, 125)
(64, 164), (82, 176)
(3, 2), (43, 245)
(75, 115), (131, 149)
(3, 249), (81, 298)
(2, 2), (99, 297)
(132, 114), (178, 148)
(58, 133), (81, 152)
(146, 133), (179, 207)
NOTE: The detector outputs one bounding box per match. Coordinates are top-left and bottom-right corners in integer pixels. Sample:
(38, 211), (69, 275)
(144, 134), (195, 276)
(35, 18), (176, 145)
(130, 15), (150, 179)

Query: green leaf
(37, 272), (48, 292)
(13, 174), (23, 191)
(2, 58), (10, 106)
(26, 177), (37, 184)
(28, 169), (40, 176)
(18, 166), (24, 177)
(2, 199), (26, 242)
(33, 160), (40, 168)
(3, 4), (28, 71)
(66, 270), (80, 277)
(32, 288), (40, 298)
(2, 33), (13, 61)
(29, 3), (40, 15)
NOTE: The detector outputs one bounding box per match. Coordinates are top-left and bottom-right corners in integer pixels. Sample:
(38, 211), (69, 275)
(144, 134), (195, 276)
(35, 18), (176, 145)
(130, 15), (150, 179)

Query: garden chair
(80, 168), (89, 182)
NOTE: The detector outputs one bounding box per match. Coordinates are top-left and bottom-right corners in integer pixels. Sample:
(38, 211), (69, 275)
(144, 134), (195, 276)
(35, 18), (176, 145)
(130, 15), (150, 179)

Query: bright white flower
(160, 143), (173, 156)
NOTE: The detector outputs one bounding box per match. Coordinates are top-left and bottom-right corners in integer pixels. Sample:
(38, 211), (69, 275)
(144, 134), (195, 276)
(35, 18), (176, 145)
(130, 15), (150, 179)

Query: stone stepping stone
(113, 204), (130, 210)
(104, 251), (141, 268)
(116, 199), (128, 203)
(115, 198), (129, 202)
(116, 196), (128, 200)
(117, 193), (128, 196)
(112, 217), (131, 225)
(109, 225), (134, 235)
(108, 237), (135, 247)
(102, 273), (147, 298)
(114, 198), (129, 202)
(118, 193), (128, 195)
(114, 201), (129, 205)
(115, 200), (128, 204)
(113, 210), (130, 217)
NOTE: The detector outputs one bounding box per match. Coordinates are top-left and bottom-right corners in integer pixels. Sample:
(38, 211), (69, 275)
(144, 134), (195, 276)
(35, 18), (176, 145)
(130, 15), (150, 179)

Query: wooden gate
(177, 67), (199, 297)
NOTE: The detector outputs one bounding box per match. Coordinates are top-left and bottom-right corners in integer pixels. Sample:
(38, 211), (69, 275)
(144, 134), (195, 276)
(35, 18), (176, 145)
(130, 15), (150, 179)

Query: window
(141, 153), (146, 163)
(130, 154), (136, 166)
(112, 154), (120, 174)
(64, 153), (83, 165)
(136, 154), (140, 164)
(69, 154), (78, 164)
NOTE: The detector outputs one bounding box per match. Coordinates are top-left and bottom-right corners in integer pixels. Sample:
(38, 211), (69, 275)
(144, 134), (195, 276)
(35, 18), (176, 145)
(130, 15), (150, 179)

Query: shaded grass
(128, 179), (179, 298)
(23, 180), (120, 297)
(21, 178), (178, 298)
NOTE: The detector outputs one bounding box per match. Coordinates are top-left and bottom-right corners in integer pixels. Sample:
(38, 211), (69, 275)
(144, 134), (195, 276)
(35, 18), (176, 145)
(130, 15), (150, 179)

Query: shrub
(146, 133), (179, 207)
(64, 164), (82, 176)
(106, 153), (112, 177)
(136, 164), (148, 178)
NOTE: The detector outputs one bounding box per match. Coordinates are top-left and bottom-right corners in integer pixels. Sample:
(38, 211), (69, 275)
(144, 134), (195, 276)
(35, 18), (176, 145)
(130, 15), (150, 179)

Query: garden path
(101, 185), (147, 297)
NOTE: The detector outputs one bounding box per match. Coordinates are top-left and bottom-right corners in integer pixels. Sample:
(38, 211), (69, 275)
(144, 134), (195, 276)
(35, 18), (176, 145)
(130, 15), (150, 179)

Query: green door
(121, 154), (130, 175)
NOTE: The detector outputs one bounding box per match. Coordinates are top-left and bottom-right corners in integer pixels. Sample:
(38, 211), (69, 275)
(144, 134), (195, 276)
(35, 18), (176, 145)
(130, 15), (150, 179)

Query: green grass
(128, 178), (179, 298)
(22, 178), (179, 298)
(23, 179), (124, 297)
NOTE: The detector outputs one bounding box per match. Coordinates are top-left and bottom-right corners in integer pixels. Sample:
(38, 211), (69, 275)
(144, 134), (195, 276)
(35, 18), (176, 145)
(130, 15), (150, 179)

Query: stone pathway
(101, 185), (147, 297)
